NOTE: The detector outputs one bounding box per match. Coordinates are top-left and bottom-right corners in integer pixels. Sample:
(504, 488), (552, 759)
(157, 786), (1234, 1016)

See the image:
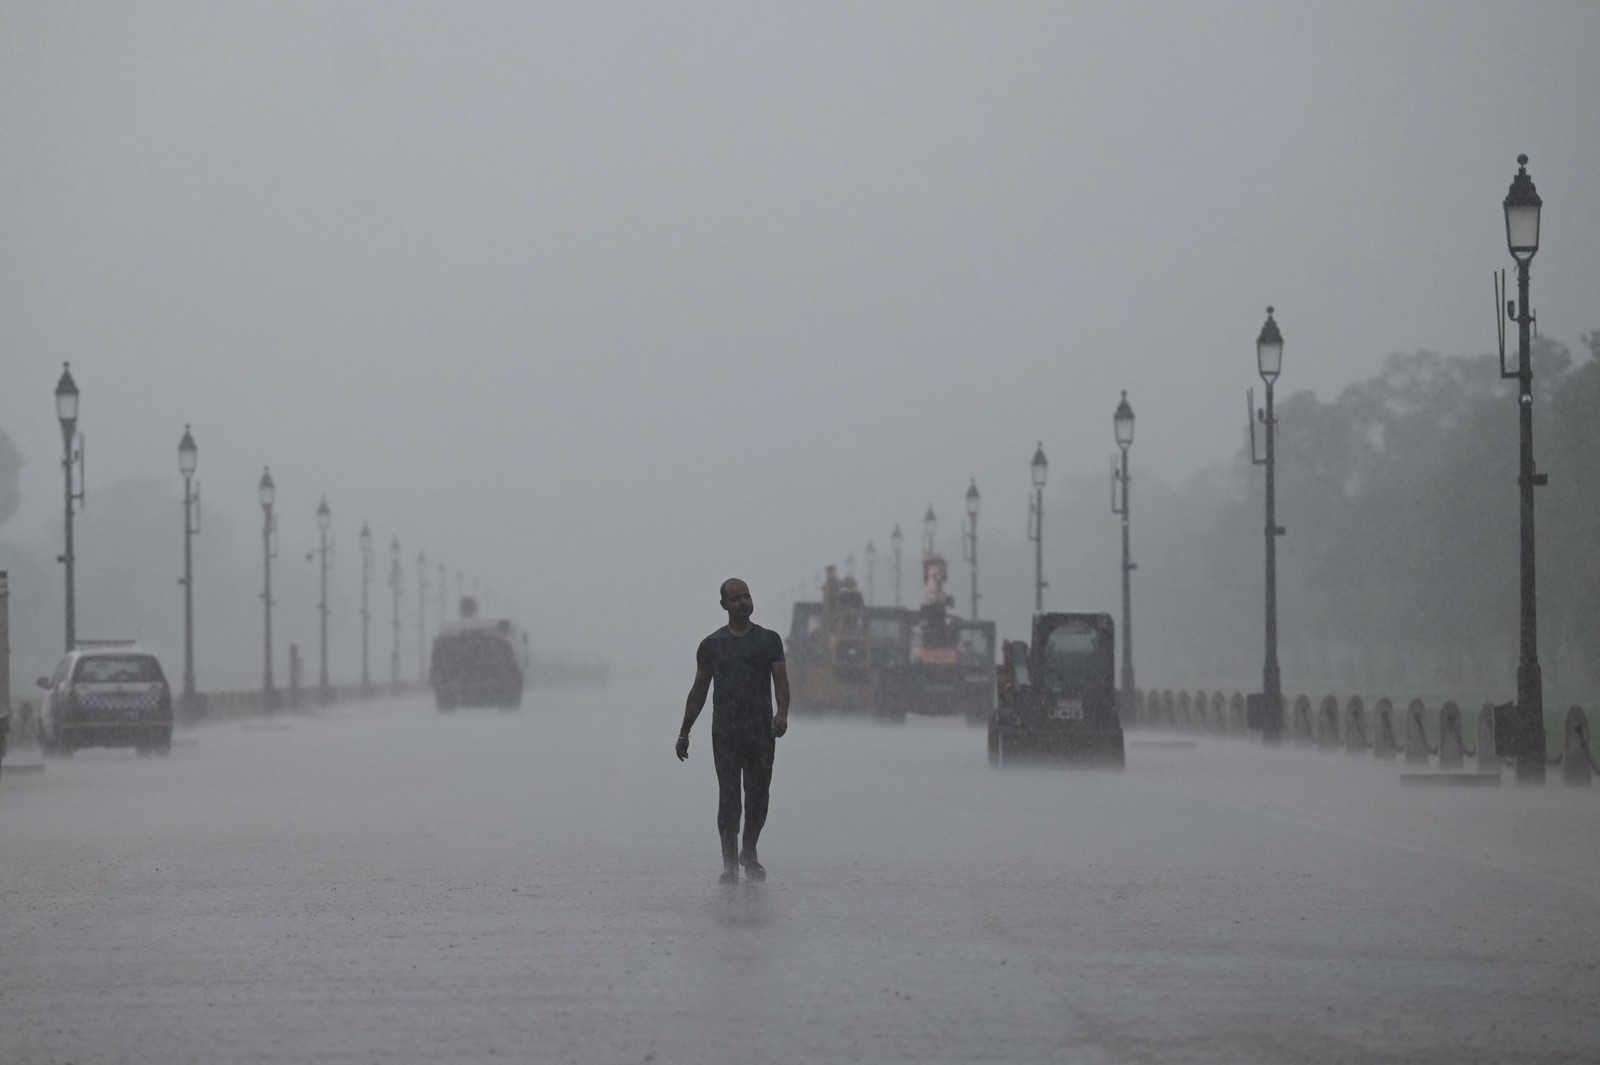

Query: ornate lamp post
(1502, 154), (1547, 783)
(1112, 394), (1135, 714)
(54, 363), (84, 652)
(1248, 308), (1286, 742)
(178, 426), (201, 721)
(417, 550), (428, 685)
(963, 479), (981, 619)
(389, 538), (402, 692)
(315, 498), (333, 704)
(259, 468), (278, 707)
(864, 540), (877, 606)
(359, 523), (373, 697)
(1028, 443), (1048, 612)
(437, 559), (447, 625)
(890, 525), (904, 607)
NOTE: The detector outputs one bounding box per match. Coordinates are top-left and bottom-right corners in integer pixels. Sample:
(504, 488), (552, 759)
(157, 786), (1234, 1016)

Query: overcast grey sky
(2, 1), (1597, 671)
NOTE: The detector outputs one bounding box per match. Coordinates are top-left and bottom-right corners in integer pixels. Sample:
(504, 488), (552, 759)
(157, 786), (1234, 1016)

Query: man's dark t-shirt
(696, 624), (784, 741)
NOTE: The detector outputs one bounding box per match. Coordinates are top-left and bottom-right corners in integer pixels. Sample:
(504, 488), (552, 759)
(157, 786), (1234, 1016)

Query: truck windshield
(1039, 626), (1101, 696)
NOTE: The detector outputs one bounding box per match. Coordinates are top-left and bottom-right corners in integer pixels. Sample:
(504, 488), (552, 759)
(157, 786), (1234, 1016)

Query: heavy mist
(2, 3), (1598, 686)
(3, 7), (1600, 1062)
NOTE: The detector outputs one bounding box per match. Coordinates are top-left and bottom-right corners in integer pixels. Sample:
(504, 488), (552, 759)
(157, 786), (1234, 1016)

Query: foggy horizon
(4, 7), (1600, 1064)
(3, 2), (1598, 686)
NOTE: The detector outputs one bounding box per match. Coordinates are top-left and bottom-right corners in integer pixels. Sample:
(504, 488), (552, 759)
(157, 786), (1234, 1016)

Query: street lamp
(1028, 442), (1048, 612)
(389, 538), (402, 693)
(315, 497), (333, 704)
(890, 525), (904, 607)
(359, 523), (373, 697)
(1247, 308), (1286, 742)
(437, 559), (447, 627)
(864, 540), (877, 606)
(178, 426), (201, 721)
(417, 550), (427, 685)
(258, 467), (278, 707)
(1501, 153), (1547, 782)
(962, 479), (981, 619)
(1111, 394), (1135, 716)
(922, 504), (937, 560)
(54, 363), (84, 652)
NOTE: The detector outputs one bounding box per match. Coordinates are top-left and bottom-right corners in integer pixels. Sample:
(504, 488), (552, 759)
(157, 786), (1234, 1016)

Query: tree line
(1121, 331), (1600, 695)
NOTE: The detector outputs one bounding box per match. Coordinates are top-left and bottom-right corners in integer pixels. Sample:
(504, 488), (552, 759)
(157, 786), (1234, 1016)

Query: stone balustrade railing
(1125, 688), (1598, 786)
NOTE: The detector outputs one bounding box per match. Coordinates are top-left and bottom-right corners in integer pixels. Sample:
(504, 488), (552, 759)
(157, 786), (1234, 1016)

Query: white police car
(37, 641), (174, 757)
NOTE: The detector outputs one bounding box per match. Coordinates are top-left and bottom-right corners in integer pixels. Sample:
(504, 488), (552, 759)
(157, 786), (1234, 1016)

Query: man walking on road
(677, 578), (789, 883)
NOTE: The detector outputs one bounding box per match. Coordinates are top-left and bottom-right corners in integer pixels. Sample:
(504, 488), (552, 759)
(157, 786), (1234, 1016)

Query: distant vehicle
(430, 616), (525, 711)
(791, 559), (997, 723)
(787, 567), (878, 714)
(37, 641), (174, 757)
(989, 613), (1123, 768)
(871, 556), (996, 723)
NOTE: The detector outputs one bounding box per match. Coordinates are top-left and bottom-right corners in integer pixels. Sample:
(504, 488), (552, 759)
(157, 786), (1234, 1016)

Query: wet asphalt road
(2, 682), (1597, 1064)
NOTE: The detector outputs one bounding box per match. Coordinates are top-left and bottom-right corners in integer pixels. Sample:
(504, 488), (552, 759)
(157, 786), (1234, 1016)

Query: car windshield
(73, 654), (164, 684)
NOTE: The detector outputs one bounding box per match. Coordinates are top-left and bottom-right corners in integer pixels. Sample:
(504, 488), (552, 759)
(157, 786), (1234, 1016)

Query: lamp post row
(846, 160), (1540, 762)
(50, 158), (1549, 773)
(46, 372), (499, 713)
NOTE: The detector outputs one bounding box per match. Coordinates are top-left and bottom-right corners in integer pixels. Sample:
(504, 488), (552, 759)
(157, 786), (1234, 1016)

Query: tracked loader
(989, 612), (1124, 768)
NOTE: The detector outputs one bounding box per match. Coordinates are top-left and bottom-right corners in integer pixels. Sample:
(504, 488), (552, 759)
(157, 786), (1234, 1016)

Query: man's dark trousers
(712, 729), (774, 859)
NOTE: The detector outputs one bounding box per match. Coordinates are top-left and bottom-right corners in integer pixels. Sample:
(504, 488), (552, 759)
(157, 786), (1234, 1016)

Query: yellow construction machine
(786, 566), (877, 712)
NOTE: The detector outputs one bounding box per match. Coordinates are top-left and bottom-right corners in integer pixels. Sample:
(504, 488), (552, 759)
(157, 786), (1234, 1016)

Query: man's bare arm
(771, 661), (790, 737)
(677, 671), (711, 760)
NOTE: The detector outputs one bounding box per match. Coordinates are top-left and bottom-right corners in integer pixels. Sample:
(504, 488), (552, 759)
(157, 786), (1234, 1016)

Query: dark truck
(989, 613), (1124, 767)
(871, 554), (996, 723)
(889, 607), (995, 723)
(430, 618), (525, 711)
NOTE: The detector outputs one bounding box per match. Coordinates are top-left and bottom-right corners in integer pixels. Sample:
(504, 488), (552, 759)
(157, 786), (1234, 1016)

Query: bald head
(719, 578), (754, 628)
